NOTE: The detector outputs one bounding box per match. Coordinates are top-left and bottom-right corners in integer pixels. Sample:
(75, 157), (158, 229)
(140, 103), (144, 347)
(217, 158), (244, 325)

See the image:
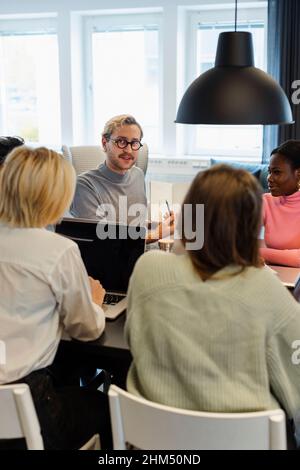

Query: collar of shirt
(99, 162), (131, 184)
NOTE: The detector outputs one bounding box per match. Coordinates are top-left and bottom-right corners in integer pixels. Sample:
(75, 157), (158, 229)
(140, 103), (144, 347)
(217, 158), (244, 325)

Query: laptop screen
(293, 275), (300, 302)
(55, 218), (146, 293)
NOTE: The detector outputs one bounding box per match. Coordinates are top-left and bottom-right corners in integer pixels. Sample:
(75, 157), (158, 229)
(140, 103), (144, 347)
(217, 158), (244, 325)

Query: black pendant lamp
(175, 0), (293, 125)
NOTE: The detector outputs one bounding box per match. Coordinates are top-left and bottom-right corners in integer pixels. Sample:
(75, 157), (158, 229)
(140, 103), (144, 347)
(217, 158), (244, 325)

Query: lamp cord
(235, 0), (237, 32)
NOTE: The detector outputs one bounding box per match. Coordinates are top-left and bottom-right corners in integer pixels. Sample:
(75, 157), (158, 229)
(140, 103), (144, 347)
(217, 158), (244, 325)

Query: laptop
(293, 274), (300, 302)
(55, 218), (146, 320)
(269, 265), (300, 288)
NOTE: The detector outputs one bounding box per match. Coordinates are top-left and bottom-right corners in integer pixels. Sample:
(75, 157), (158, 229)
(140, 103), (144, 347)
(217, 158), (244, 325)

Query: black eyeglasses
(109, 138), (143, 151)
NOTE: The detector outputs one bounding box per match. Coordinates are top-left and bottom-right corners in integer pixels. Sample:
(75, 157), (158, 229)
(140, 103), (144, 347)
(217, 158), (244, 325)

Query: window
(84, 13), (161, 152)
(0, 2), (268, 160)
(186, 5), (267, 158)
(0, 18), (61, 145)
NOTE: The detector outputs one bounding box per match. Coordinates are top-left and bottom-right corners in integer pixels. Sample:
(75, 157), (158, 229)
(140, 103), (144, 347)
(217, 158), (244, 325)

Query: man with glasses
(71, 114), (174, 241)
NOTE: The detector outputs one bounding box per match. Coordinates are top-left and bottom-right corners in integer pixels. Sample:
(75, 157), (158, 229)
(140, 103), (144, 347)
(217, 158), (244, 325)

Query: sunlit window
(0, 28), (60, 145)
(87, 15), (161, 152)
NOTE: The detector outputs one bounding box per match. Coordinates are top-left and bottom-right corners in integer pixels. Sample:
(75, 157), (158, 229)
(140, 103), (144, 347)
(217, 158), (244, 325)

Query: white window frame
(0, 16), (59, 144)
(83, 12), (162, 147)
(185, 3), (267, 159)
(0, 17), (56, 35)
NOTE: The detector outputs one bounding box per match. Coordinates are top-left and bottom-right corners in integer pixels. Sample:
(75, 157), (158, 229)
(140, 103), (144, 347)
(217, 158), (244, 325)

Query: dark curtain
(262, 0), (300, 162)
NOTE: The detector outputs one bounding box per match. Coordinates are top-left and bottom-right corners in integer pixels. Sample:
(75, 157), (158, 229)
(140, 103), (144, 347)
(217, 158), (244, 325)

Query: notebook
(55, 218), (146, 320)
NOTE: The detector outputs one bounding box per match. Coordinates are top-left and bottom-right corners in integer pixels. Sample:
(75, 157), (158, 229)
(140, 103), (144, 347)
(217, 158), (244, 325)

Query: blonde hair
(102, 114), (143, 140)
(0, 146), (76, 228)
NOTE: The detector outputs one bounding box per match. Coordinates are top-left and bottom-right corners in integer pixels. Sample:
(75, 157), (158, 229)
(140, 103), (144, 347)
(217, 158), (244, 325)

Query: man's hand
(158, 210), (175, 239)
(146, 211), (175, 243)
(89, 276), (106, 306)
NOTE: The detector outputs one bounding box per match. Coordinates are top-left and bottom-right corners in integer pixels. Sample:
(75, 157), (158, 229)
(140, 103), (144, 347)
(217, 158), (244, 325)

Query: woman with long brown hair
(125, 164), (300, 445)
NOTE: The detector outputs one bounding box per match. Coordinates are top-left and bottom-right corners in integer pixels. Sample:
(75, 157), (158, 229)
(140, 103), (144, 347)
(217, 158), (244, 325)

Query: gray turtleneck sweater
(70, 163), (147, 224)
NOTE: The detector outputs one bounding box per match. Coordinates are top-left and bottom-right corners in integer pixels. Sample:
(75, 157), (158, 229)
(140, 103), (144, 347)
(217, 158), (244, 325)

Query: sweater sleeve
(267, 313), (300, 439)
(260, 247), (300, 268)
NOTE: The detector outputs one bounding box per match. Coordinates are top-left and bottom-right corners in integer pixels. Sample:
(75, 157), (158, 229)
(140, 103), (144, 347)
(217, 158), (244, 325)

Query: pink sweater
(260, 191), (300, 267)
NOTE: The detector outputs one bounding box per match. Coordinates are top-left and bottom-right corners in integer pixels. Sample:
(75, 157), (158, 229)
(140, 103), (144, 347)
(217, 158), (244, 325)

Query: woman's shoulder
(22, 228), (78, 264)
(0, 225), (79, 274)
(33, 230), (83, 276)
(243, 265), (298, 304)
(130, 250), (194, 294)
(133, 250), (166, 276)
(40, 228), (78, 255)
(135, 249), (186, 272)
(262, 192), (279, 216)
(263, 192), (273, 204)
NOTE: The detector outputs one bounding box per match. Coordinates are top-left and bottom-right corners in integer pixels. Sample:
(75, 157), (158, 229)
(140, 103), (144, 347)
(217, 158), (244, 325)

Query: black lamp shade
(175, 32), (293, 125)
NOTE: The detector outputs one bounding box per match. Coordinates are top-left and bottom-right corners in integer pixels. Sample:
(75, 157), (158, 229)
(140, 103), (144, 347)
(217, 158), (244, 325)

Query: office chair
(62, 143), (148, 176)
(108, 385), (287, 450)
(0, 383), (100, 450)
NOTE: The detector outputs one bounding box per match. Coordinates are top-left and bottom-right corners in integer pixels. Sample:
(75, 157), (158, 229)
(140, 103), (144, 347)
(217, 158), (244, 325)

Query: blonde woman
(0, 147), (111, 449)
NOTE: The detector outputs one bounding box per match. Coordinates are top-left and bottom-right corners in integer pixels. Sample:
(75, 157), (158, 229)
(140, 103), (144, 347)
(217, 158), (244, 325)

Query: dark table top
(58, 312), (131, 389)
(98, 312), (128, 350)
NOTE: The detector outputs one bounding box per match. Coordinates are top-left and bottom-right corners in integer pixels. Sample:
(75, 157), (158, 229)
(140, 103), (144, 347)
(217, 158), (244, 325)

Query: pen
(165, 200), (171, 215)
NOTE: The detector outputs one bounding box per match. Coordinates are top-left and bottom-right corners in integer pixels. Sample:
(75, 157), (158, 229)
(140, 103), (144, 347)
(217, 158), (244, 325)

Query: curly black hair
(0, 136), (25, 165)
(271, 140), (300, 169)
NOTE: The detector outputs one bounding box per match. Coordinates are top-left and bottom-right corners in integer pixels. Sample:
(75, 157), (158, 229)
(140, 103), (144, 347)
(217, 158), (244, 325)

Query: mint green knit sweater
(125, 251), (300, 423)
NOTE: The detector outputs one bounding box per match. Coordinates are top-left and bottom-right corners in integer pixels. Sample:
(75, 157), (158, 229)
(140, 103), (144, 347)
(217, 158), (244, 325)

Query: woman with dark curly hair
(260, 140), (300, 267)
(0, 136), (24, 165)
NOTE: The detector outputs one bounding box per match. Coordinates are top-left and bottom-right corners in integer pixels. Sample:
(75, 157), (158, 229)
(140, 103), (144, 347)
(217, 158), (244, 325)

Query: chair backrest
(108, 385), (287, 450)
(0, 383), (100, 450)
(62, 144), (148, 176)
(0, 384), (44, 449)
(79, 433), (101, 450)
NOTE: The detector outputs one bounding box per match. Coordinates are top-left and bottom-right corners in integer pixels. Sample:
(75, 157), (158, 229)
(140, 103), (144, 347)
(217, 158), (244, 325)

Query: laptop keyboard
(103, 293), (126, 305)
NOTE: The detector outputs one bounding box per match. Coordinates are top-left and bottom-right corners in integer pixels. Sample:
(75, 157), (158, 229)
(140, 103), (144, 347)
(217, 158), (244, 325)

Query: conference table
(58, 313), (131, 389)
(57, 264), (300, 389)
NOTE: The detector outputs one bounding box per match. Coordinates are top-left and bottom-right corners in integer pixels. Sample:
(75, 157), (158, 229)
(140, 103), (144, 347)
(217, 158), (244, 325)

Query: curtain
(262, 0), (300, 162)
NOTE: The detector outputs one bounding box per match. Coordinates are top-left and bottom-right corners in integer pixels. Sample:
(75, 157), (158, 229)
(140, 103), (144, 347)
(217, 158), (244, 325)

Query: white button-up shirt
(0, 224), (105, 383)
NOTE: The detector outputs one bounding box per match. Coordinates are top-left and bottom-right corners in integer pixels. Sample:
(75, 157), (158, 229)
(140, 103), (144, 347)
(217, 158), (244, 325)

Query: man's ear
(296, 168), (300, 181)
(102, 136), (107, 151)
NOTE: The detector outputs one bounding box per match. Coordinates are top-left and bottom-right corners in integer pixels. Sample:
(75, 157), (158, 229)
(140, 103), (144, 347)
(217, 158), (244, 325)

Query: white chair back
(0, 384), (44, 449)
(0, 383), (100, 450)
(62, 144), (148, 176)
(79, 433), (101, 450)
(108, 385), (287, 450)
